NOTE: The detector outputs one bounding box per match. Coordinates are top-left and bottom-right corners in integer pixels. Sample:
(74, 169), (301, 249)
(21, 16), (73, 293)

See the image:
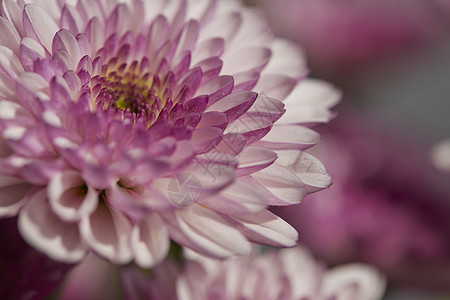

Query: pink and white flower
(177, 246), (386, 300)
(0, 0), (339, 266)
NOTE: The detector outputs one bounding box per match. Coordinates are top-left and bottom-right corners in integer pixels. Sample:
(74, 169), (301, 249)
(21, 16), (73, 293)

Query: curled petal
(131, 214), (170, 268)
(18, 189), (88, 263)
(80, 202), (133, 264)
(48, 170), (98, 221)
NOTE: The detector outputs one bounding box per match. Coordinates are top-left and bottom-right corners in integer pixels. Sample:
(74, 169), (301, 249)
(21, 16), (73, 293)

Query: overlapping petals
(176, 247), (386, 300)
(0, 0), (339, 266)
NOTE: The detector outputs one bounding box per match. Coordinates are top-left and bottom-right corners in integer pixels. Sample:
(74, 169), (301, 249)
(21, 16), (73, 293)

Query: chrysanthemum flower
(175, 246), (386, 300)
(0, 0), (338, 267)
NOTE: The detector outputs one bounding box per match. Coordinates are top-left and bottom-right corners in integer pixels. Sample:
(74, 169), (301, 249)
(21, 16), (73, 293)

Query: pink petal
(206, 91), (257, 122)
(232, 210), (298, 247)
(19, 37), (46, 71)
(225, 114), (273, 145)
(196, 111), (228, 130)
(175, 19), (199, 58)
(191, 126), (223, 153)
(60, 4), (83, 34)
(52, 29), (82, 66)
(23, 4), (60, 53)
(131, 214), (170, 268)
(18, 189), (88, 262)
(0, 175), (32, 217)
(194, 56), (223, 84)
(80, 203), (133, 264)
(197, 75), (234, 106)
(213, 132), (247, 156)
(47, 170), (98, 221)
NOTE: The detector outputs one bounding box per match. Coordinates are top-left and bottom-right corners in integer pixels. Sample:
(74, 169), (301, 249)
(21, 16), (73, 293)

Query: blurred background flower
(244, 0), (450, 298)
(273, 113), (450, 295)
(0, 217), (72, 300)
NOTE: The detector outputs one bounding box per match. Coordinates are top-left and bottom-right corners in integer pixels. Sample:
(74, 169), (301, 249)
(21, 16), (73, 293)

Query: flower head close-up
(0, 0), (339, 267)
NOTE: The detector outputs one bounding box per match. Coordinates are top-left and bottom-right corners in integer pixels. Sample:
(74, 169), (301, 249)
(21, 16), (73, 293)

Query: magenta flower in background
(0, 217), (72, 300)
(175, 246), (385, 300)
(0, 0), (339, 267)
(273, 112), (450, 289)
(257, 0), (446, 75)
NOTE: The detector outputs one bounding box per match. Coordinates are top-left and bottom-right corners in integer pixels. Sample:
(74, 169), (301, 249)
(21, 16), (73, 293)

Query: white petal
(23, 4), (60, 53)
(18, 189), (88, 262)
(0, 17), (21, 54)
(276, 150), (332, 193)
(198, 181), (267, 215)
(80, 203), (133, 264)
(251, 163), (306, 205)
(131, 214), (170, 268)
(233, 210), (298, 247)
(279, 79), (341, 125)
(322, 264), (386, 300)
(174, 204), (251, 258)
(256, 124), (320, 150)
(262, 38), (307, 79)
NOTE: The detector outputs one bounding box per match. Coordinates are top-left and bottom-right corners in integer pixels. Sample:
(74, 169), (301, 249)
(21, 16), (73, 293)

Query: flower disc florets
(0, 0), (339, 267)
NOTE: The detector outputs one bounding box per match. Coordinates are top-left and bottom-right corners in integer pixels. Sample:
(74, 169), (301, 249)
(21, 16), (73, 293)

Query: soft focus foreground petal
(170, 205), (251, 258)
(122, 258), (179, 300)
(280, 247), (322, 298)
(322, 264), (386, 300)
(18, 189), (87, 263)
(59, 252), (123, 300)
(278, 79), (341, 125)
(131, 214), (170, 268)
(0, 175), (32, 217)
(80, 203), (133, 264)
(48, 170), (98, 221)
